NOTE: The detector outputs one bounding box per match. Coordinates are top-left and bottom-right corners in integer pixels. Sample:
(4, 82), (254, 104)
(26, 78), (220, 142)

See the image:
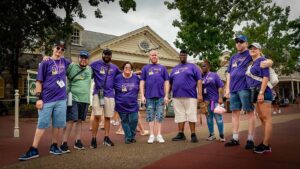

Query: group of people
(19, 34), (274, 161)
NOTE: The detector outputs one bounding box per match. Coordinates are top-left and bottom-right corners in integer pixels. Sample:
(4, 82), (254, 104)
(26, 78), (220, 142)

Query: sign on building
(27, 70), (37, 104)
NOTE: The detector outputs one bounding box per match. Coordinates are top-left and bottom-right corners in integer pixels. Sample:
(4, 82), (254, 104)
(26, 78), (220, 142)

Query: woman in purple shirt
(114, 62), (140, 144)
(247, 43), (273, 154)
(201, 60), (225, 142)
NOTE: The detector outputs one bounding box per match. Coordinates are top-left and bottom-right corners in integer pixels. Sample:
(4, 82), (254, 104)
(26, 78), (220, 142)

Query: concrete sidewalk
(0, 105), (298, 169)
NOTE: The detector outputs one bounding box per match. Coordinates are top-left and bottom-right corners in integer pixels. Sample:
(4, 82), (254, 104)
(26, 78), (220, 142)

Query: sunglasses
(235, 40), (245, 44)
(56, 46), (65, 52)
(201, 65), (207, 67)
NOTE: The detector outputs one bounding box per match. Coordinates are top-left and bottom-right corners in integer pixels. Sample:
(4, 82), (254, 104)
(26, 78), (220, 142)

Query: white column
(14, 90), (20, 138)
(291, 81), (295, 100)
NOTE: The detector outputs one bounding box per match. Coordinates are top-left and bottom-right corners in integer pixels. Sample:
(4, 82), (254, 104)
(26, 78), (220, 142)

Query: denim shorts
(37, 99), (67, 129)
(263, 92), (273, 103)
(230, 89), (254, 112)
(146, 98), (164, 122)
(67, 101), (89, 122)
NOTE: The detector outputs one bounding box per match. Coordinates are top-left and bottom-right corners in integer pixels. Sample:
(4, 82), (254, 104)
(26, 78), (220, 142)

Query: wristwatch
(36, 92), (42, 100)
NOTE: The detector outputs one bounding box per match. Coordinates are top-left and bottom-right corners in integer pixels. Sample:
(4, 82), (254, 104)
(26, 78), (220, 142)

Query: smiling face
(123, 63), (132, 76)
(53, 45), (65, 58)
(235, 39), (248, 52)
(149, 50), (158, 64)
(249, 46), (261, 58)
(79, 56), (89, 67)
(179, 52), (187, 64)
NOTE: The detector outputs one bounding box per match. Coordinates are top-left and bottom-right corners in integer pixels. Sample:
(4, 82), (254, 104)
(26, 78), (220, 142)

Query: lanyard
(203, 72), (211, 84)
(52, 58), (63, 79)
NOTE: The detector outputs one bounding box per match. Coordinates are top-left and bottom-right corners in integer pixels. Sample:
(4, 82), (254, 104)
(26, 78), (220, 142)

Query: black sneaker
(224, 139), (240, 147)
(60, 142), (70, 153)
(103, 136), (114, 146)
(19, 146), (39, 161)
(130, 138), (137, 143)
(254, 143), (272, 154)
(125, 139), (131, 144)
(90, 137), (97, 149)
(74, 140), (85, 150)
(50, 143), (62, 155)
(172, 132), (186, 141)
(245, 140), (255, 150)
(191, 133), (199, 143)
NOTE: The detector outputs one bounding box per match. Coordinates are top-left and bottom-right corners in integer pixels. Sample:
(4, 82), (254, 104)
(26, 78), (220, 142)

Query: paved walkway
(0, 105), (299, 169)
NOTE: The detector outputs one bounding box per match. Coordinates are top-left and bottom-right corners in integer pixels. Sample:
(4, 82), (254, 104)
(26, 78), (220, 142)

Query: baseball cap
(79, 50), (90, 58)
(248, 42), (262, 49)
(53, 40), (66, 49)
(234, 35), (248, 42)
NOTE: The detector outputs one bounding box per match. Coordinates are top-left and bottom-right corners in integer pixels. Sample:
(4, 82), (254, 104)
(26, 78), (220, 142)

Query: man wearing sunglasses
(60, 50), (93, 153)
(19, 40), (71, 160)
(90, 48), (122, 148)
(225, 35), (272, 149)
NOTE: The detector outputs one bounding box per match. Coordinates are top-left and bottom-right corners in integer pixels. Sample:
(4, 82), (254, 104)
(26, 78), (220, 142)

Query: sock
(233, 133), (239, 140)
(247, 135), (254, 141)
(191, 133), (196, 136)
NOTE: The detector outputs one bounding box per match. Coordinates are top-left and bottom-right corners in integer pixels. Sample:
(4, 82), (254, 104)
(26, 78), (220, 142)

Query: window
(71, 28), (80, 45)
(0, 77), (4, 98)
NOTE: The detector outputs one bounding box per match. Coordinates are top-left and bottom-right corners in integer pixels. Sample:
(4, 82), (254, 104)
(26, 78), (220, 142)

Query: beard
(103, 57), (111, 63)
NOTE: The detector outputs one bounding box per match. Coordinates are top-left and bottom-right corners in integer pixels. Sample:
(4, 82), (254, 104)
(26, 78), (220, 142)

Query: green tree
(165, 0), (300, 73)
(0, 0), (62, 91)
(47, 0), (137, 59)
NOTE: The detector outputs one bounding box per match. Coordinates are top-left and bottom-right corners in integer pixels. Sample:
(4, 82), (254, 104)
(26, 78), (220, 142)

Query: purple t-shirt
(227, 50), (252, 92)
(37, 57), (70, 103)
(141, 64), (169, 99)
(246, 57), (271, 93)
(170, 63), (202, 98)
(114, 74), (140, 113)
(90, 60), (122, 97)
(202, 72), (224, 102)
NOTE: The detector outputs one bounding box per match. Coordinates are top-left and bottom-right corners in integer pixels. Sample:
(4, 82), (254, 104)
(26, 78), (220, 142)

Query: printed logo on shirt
(232, 57), (246, 68)
(148, 67), (161, 76)
(174, 67), (188, 75)
(100, 67), (113, 75)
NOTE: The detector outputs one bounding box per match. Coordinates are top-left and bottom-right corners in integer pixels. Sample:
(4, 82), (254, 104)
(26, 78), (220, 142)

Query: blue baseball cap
(235, 35), (248, 42)
(79, 50), (90, 58)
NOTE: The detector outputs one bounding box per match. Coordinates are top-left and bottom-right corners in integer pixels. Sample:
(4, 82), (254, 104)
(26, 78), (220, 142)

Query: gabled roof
(81, 30), (117, 50)
(90, 26), (178, 57)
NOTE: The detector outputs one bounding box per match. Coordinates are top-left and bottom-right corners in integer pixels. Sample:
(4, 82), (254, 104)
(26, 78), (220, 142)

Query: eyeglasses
(124, 67), (132, 70)
(235, 40), (245, 44)
(201, 65), (207, 67)
(56, 46), (65, 52)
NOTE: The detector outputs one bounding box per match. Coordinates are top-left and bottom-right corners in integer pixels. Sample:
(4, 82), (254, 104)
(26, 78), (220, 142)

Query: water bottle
(67, 92), (72, 106)
(98, 89), (105, 106)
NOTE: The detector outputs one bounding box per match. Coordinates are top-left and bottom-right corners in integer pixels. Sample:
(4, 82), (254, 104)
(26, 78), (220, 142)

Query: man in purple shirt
(140, 50), (170, 144)
(170, 50), (203, 143)
(90, 48), (122, 148)
(224, 35), (272, 149)
(19, 40), (70, 161)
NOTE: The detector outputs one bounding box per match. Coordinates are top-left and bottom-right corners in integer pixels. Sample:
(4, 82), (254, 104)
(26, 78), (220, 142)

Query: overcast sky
(56, 0), (300, 51)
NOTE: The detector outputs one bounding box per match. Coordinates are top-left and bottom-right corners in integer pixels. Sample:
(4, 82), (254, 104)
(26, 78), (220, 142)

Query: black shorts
(67, 101), (89, 122)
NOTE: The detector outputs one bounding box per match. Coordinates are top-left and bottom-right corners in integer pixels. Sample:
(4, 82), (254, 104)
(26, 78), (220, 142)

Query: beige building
(0, 23), (179, 100)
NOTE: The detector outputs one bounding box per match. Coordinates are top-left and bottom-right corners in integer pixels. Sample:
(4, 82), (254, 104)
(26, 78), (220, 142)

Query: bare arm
(218, 88), (224, 104)
(197, 80), (203, 102)
(225, 73), (230, 98)
(140, 80), (146, 104)
(35, 81), (43, 109)
(164, 80), (170, 104)
(260, 59), (273, 68)
(258, 77), (269, 103)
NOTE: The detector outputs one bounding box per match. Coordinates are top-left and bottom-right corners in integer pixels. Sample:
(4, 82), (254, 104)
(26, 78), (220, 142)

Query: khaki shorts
(92, 95), (115, 118)
(173, 98), (198, 123)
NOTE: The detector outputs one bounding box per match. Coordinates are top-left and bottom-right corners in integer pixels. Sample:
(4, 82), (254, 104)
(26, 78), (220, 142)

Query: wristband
(36, 92), (42, 100)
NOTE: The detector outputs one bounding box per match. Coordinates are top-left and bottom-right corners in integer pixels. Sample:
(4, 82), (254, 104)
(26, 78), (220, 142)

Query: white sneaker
(156, 135), (165, 143)
(147, 135), (155, 144)
(206, 135), (216, 141)
(273, 111), (277, 115)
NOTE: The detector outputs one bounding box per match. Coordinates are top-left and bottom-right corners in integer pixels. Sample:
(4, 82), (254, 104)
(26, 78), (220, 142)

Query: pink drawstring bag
(213, 105), (226, 114)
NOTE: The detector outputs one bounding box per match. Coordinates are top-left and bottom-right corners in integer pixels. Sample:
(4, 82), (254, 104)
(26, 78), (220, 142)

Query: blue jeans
(230, 89), (254, 112)
(146, 98), (164, 122)
(206, 102), (224, 136)
(118, 112), (138, 141)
